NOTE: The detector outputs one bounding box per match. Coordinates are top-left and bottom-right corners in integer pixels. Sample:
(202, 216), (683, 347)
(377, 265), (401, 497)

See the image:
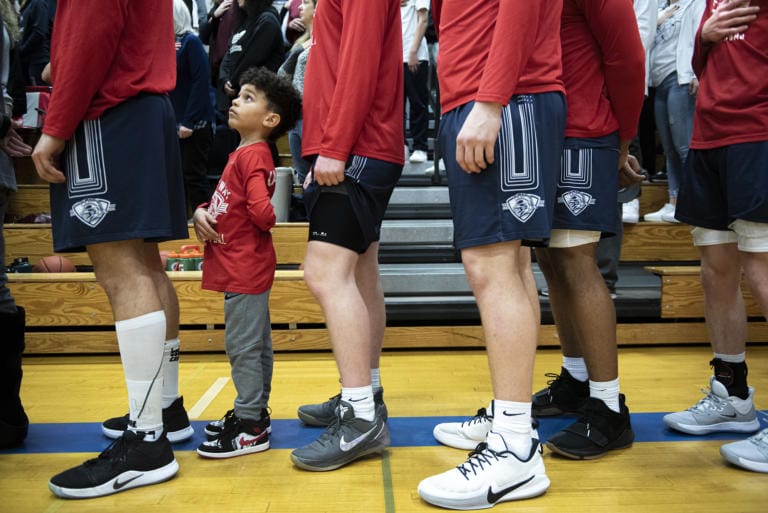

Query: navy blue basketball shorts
(440, 92), (566, 249)
(50, 94), (188, 253)
(676, 140), (768, 230)
(304, 155), (403, 254)
(553, 133), (620, 235)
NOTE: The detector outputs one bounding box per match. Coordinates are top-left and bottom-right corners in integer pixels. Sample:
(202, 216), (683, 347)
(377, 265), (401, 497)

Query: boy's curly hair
(239, 67), (302, 141)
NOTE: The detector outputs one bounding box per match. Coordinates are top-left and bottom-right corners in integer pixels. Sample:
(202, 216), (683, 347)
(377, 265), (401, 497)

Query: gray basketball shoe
(721, 428), (768, 473)
(291, 399), (390, 471)
(297, 388), (387, 426)
(663, 376), (760, 435)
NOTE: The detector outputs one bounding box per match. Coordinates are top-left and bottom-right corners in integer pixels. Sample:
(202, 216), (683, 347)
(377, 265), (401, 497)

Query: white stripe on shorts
(560, 147), (594, 189)
(499, 97), (540, 192)
(67, 119), (108, 199)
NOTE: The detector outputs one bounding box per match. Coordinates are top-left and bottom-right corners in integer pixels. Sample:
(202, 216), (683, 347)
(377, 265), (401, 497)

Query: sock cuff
(589, 378), (620, 391)
(562, 356), (589, 382)
(714, 352), (746, 364)
(116, 310), (165, 332)
(341, 385), (373, 399)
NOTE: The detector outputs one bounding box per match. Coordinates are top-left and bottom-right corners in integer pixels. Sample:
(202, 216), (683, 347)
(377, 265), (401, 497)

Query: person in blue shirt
(171, 0), (215, 215)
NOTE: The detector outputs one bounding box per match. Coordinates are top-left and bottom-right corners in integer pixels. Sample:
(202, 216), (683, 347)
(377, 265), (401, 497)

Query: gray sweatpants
(223, 290), (273, 421)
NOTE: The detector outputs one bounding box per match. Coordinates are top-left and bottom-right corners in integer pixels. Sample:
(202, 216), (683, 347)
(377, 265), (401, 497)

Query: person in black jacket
(0, 0), (33, 450)
(19, 0), (56, 86)
(218, 0), (284, 118)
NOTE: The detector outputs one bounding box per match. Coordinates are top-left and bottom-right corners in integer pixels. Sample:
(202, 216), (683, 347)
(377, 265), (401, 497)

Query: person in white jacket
(645, 0), (705, 222)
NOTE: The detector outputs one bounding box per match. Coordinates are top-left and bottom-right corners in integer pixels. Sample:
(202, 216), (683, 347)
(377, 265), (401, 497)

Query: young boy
(192, 67), (301, 458)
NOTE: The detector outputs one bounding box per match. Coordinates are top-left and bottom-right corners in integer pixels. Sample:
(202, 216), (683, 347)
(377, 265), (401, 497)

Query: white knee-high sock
(162, 337), (180, 408)
(116, 311), (166, 439)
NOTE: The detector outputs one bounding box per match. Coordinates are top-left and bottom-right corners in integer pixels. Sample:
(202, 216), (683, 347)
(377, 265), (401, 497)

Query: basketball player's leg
(355, 241), (385, 374)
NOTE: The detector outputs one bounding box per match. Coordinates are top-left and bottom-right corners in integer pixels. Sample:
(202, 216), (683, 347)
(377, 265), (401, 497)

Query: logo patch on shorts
(559, 191), (595, 216)
(505, 193), (543, 223)
(69, 198), (116, 227)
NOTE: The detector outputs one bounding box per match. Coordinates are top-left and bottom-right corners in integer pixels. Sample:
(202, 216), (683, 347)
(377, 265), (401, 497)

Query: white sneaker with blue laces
(433, 403), (494, 450)
(418, 431), (549, 510)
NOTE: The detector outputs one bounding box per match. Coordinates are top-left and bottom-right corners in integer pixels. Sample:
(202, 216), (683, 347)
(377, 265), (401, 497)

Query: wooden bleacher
(5, 181), (766, 355)
(4, 222), (308, 267)
(646, 265), (763, 318)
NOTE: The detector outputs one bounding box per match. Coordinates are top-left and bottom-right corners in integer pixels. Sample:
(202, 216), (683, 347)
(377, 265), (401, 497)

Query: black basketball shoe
(545, 394), (634, 459)
(531, 368), (589, 416)
(101, 396), (194, 443)
(49, 430), (178, 499)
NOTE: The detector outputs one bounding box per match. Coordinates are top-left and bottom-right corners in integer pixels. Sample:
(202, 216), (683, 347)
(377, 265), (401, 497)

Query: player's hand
(701, 0), (759, 44)
(456, 101), (502, 174)
(312, 155), (346, 186)
(32, 133), (66, 183)
(619, 154), (645, 189)
(224, 81), (236, 96)
(192, 208), (220, 243)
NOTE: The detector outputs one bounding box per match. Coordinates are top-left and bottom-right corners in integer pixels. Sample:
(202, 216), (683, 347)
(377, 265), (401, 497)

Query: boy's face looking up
(229, 84), (280, 139)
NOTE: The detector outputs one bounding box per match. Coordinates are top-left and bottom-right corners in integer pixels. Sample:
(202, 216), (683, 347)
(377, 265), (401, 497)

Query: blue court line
(1, 412), (765, 455)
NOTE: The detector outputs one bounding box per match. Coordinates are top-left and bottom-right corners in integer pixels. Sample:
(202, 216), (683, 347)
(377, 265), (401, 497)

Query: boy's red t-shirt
(201, 142), (277, 295)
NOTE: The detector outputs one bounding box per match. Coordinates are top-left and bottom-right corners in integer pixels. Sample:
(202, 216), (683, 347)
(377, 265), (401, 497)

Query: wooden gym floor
(1, 345), (767, 512)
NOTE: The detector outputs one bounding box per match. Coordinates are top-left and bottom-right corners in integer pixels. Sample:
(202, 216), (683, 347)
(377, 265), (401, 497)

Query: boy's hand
(193, 208), (220, 243)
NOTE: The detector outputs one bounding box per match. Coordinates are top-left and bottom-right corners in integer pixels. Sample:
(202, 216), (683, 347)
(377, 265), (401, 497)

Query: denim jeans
(288, 119), (311, 186)
(654, 72), (696, 199)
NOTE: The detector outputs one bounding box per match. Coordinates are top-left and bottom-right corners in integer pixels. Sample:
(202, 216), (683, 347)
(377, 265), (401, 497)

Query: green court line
(381, 450), (396, 513)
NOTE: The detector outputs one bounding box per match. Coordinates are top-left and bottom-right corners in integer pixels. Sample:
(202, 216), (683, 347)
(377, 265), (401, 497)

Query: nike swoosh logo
(486, 475), (535, 504)
(113, 473), (144, 490)
(502, 411), (524, 417)
(721, 413), (737, 418)
(339, 425), (378, 452)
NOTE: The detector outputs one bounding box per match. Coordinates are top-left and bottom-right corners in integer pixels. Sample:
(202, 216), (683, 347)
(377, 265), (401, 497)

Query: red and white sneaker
(197, 413), (269, 459)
